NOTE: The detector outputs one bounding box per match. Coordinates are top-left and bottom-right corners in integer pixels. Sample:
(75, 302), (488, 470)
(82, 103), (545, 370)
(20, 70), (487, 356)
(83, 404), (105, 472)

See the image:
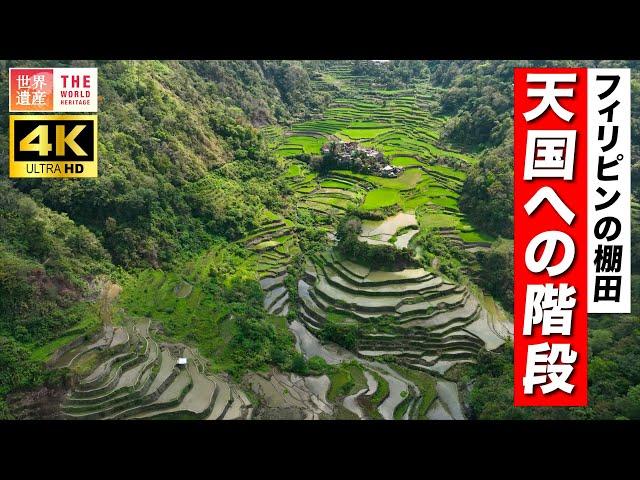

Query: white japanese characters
(524, 130), (576, 180)
(524, 73), (577, 122)
(524, 283), (576, 336)
(523, 343), (578, 394)
(14, 73), (49, 107)
(525, 231), (575, 277)
(524, 186), (575, 225)
(521, 72), (579, 397)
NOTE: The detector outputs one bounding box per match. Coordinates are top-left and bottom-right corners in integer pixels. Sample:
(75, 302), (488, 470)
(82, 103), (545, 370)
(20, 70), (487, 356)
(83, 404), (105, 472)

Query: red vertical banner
(514, 68), (588, 406)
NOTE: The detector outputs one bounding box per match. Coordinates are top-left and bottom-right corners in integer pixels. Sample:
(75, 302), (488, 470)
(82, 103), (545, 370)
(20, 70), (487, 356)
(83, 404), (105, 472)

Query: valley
(236, 63), (513, 419)
(4, 60), (639, 421)
(1, 60), (515, 420)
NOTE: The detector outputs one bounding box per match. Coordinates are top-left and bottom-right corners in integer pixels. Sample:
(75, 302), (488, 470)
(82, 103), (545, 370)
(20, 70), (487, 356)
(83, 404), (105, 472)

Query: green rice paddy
(264, 64), (491, 247)
(362, 188), (400, 210)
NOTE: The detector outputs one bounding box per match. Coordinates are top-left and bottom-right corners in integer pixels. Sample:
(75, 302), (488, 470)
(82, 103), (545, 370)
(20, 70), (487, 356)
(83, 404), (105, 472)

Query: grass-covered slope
(0, 180), (112, 417)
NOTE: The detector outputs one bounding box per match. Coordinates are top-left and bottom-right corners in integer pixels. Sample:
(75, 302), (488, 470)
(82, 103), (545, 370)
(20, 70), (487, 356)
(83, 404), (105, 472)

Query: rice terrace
(248, 62), (513, 419)
(2, 60), (520, 421)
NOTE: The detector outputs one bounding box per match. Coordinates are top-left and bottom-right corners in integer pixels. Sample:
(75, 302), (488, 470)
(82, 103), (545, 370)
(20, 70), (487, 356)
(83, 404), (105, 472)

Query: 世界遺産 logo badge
(8, 67), (98, 178)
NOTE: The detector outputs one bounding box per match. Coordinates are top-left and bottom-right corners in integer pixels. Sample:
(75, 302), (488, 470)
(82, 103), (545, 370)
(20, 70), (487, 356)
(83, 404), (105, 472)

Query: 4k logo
(9, 115), (97, 178)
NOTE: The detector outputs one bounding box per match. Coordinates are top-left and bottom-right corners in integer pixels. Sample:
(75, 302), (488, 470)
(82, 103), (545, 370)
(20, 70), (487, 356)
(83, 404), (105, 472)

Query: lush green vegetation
(369, 372), (389, 406)
(0, 179), (112, 416)
(117, 243), (301, 378)
(414, 228), (473, 282)
(0, 60), (445, 418)
(3, 59), (640, 420)
(350, 60), (430, 89)
(476, 238), (514, 310)
(461, 305), (640, 419)
(362, 188), (400, 210)
(0, 60), (327, 269)
(318, 317), (360, 350)
(430, 61), (514, 151)
(189, 60), (333, 124)
(336, 216), (415, 270)
(0, 60), (329, 416)
(327, 362), (367, 403)
(392, 364), (438, 418)
(0, 337), (55, 416)
(458, 144), (513, 239)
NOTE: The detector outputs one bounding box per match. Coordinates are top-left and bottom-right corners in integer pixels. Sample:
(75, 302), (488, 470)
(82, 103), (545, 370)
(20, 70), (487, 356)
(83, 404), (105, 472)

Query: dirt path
(98, 280), (122, 326)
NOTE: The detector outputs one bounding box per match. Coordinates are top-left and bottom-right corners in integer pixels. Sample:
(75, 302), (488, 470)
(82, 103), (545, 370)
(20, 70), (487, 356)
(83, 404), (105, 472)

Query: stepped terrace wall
(297, 250), (505, 375)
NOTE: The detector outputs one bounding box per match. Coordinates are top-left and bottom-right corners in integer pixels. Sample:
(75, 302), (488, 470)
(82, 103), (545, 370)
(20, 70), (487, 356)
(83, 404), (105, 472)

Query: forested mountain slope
(0, 60), (330, 417)
(429, 60), (640, 419)
(1, 60), (639, 420)
(1, 60), (331, 267)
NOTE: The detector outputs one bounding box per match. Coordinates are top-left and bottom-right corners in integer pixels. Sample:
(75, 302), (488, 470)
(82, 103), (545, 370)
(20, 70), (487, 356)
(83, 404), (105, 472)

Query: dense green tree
(318, 320), (359, 351)
(477, 238), (514, 310)
(618, 384), (640, 419)
(336, 215), (414, 270)
(590, 329), (614, 355)
(459, 142), (514, 239)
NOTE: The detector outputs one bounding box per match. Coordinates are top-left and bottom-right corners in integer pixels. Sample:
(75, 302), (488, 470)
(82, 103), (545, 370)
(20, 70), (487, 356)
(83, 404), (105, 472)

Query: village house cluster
(321, 140), (403, 177)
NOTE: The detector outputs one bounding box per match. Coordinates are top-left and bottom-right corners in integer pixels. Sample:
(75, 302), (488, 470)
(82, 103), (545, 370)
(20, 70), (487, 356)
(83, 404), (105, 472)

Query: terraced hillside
(245, 368), (334, 420)
(300, 250), (505, 375)
(295, 175), (369, 226)
(288, 317), (468, 420)
(243, 62), (513, 420)
(50, 62), (510, 421)
(31, 62), (511, 422)
(242, 212), (298, 316)
(267, 64), (493, 248)
(53, 318), (251, 420)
